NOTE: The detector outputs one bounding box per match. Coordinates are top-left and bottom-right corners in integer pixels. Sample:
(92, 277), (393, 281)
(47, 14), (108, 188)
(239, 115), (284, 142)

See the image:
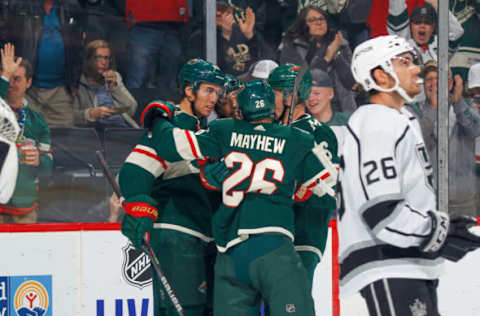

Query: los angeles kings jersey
(338, 104), (444, 298)
(152, 118), (333, 252)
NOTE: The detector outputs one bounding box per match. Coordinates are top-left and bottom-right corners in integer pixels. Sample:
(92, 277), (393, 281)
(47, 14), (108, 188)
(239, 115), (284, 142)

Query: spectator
(407, 60), (480, 216)
(73, 39), (138, 131)
(3, 0), (86, 128)
(279, 6), (357, 114)
(0, 58), (52, 223)
(306, 68), (349, 152)
(186, 1), (275, 76)
(466, 63), (480, 214)
(124, 0), (188, 92)
(449, 0), (480, 81)
(237, 59), (278, 81)
(367, 0), (425, 38)
(387, 0), (463, 62)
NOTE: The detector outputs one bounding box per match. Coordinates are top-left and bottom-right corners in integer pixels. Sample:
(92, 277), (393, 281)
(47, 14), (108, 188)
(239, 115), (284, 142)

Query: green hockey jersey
(151, 117), (336, 252)
(120, 109), (220, 241)
(291, 114), (339, 258)
(0, 104), (52, 213)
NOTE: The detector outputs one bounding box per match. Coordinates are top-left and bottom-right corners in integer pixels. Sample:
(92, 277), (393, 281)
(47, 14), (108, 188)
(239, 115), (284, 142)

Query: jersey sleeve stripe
(173, 127), (203, 160)
(185, 129), (201, 159)
(346, 124), (369, 200)
(384, 227), (429, 238)
(132, 146), (168, 169)
(125, 150), (166, 177)
(394, 125), (410, 154)
(362, 198), (404, 231)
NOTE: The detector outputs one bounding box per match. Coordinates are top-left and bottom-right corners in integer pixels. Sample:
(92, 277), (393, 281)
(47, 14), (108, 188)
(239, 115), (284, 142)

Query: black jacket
(186, 24), (275, 76)
(3, 0), (86, 92)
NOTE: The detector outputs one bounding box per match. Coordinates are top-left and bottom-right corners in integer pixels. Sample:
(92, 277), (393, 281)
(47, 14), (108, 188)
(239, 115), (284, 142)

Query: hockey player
(215, 73), (242, 119)
(267, 64), (339, 286)
(140, 80), (337, 315)
(0, 98), (20, 204)
(120, 58), (225, 316)
(340, 35), (480, 315)
(0, 43), (22, 204)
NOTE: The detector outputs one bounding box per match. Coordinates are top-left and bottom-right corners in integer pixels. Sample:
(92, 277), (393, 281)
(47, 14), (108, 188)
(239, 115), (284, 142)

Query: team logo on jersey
(409, 298), (427, 316)
(1, 275), (52, 316)
(122, 244), (153, 289)
(285, 303), (296, 313)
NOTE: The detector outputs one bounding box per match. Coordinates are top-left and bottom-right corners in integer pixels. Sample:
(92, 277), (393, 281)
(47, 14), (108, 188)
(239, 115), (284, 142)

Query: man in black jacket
(186, 0), (274, 76)
(3, 0), (86, 127)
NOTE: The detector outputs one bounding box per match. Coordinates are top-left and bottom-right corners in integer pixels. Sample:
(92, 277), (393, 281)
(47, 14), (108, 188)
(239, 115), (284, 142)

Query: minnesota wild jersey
(1, 104), (52, 212)
(291, 114), (339, 259)
(120, 109), (219, 241)
(151, 117), (333, 251)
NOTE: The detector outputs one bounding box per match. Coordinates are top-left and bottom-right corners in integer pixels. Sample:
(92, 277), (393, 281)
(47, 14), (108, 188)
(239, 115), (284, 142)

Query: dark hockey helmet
(178, 58), (226, 92)
(224, 73), (243, 93)
(267, 64), (312, 102)
(237, 80), (275, 121)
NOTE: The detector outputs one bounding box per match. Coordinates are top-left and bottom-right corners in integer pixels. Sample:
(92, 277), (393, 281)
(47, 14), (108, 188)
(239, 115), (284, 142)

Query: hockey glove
(440, 215), (480, 262)
(121, 197), (159, 249)
(140, 100), (176, 130)
(199, 159), (230, 191)
(421, 211), (480, 262)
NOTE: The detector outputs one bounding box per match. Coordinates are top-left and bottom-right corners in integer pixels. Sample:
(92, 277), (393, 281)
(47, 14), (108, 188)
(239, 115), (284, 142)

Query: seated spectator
(0, 58), (52, 224)
(124, 0), (188, 92)
(186, 1), (275, 76)
(73, 40), (138, 130)
(407, 60), (480, 216)
(4, 0), (86, 128)
(448, 0), (480, 81)
(387, 0), (463, 62)
(238, 59), (278, 81)
(279, 6), (357, 114)
(306, 69), (349, 153)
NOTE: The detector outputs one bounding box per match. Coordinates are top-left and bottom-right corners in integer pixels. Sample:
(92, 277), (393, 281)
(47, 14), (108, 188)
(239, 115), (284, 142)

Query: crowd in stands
(0, 0), (479, 223)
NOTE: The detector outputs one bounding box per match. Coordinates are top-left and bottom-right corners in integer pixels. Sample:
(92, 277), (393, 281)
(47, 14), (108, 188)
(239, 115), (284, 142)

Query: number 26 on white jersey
(223, 151), (285, 207)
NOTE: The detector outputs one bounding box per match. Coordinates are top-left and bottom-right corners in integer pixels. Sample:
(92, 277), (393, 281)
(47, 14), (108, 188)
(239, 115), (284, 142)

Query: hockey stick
(287, 41), (317, 126)
(95, 150), (185, 316)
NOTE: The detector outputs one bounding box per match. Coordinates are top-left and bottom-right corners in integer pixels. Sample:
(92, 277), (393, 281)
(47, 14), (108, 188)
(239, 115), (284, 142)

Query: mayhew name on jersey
(230, 132), (286, 154)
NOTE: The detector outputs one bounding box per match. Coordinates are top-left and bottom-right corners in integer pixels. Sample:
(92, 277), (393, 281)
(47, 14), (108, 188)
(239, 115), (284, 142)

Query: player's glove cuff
(124, 201), (159, 221)
(140, 100), (176, 130)
(420, 211), (449, 253)
(440, 215), (480, 262)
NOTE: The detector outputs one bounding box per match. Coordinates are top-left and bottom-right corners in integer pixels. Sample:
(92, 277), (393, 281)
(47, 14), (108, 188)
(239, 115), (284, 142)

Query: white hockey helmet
(0, 97), (20, 143)
(351, 35), (417, 102)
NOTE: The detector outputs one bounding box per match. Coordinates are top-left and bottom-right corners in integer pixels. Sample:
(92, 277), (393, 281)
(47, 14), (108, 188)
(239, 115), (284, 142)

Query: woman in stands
(279, 5), (357, 114)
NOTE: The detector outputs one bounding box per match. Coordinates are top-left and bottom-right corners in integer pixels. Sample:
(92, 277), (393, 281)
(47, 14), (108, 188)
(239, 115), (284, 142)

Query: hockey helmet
(237, 80), (275, 121)
(351, 35), (419, 102)
(267, 64), (312, 103)
(0, 98), (20, 143)
(224, 73), (243, 94)
(178, 58), (226, 92)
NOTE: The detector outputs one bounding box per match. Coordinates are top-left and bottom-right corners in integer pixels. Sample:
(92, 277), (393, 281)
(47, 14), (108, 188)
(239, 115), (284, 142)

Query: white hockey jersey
(338, 104), (445, 298)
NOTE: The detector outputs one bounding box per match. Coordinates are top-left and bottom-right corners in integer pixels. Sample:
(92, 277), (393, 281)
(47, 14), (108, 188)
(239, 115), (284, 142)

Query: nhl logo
(122, 243), (153, 289)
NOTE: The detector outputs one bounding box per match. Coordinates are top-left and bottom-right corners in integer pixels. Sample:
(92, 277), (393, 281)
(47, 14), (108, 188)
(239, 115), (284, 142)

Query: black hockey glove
(140, 100), (176, 130)
(421, 211), (480, 262)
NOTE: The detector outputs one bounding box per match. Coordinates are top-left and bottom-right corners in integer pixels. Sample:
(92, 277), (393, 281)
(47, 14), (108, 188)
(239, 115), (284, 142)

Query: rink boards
(0, 221), (480, 316)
